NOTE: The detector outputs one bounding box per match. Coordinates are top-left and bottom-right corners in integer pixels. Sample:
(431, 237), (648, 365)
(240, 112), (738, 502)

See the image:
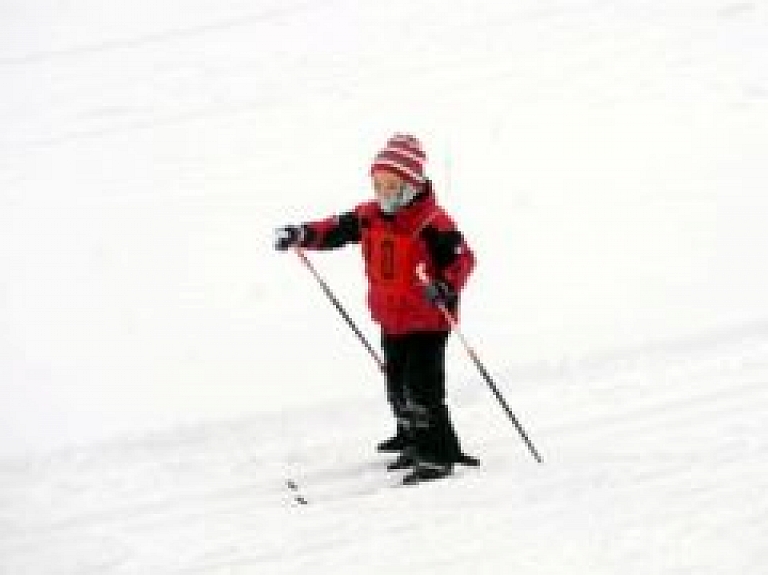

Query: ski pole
(294, 247), (386, 373)
(416, 264), (543, 463)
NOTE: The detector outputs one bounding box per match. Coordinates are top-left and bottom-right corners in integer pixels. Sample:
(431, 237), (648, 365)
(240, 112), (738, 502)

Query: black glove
(274, 225), (304, 251)
(423, 280), (457, 310)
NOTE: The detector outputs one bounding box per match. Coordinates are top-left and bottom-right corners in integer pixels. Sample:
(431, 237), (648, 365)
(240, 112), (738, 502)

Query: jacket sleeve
(420, 214), (475, 291)
(300, 211), (361, 250)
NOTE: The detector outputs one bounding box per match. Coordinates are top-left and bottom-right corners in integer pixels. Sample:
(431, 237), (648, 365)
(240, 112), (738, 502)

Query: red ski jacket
(300, 184), (475, 335)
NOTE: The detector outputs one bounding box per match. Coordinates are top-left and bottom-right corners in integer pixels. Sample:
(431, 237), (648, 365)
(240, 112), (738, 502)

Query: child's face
(372, 169), (404, 204)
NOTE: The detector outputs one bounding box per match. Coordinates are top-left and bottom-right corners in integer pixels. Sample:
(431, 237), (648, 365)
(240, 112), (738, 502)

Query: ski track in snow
(1, 325), (767, 574)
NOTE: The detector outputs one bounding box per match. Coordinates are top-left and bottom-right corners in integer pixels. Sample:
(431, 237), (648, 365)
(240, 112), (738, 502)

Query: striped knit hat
(370, 133), (427, 187)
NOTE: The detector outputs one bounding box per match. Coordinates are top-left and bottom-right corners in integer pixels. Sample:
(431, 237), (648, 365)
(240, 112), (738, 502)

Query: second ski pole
(416, 264), (543, 463)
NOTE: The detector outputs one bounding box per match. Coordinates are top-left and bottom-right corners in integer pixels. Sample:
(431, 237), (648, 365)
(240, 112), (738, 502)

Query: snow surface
(2, 0), (768, 573)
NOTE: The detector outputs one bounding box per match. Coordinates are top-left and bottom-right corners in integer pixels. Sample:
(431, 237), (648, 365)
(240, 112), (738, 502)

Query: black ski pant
(381, 330), (463, 465)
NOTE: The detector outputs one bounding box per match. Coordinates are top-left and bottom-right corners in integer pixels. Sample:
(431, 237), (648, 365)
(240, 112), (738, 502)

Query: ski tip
(286, 479), (309, 504)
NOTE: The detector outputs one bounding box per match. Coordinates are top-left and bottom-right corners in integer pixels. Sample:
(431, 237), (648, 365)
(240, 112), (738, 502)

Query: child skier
(274, 133), (478, 484)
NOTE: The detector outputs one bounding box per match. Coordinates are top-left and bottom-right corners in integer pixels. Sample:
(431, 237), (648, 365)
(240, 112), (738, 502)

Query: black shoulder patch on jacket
(420, 226), (464, 271)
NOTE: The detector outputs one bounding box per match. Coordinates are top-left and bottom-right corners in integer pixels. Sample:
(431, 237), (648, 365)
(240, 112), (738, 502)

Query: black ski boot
(402, 461), (453, 485)
(387, 448), (416, 471)
(377, 426), (410, 453)
(455, 453), (481, 467)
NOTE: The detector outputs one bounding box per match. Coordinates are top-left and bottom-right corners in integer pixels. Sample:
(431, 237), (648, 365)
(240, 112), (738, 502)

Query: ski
(285, 455), (475, 505)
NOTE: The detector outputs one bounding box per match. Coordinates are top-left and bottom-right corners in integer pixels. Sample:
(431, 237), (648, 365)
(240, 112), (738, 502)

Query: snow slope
(1, 0), (768, 572)
(2, 324), (767, 573)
